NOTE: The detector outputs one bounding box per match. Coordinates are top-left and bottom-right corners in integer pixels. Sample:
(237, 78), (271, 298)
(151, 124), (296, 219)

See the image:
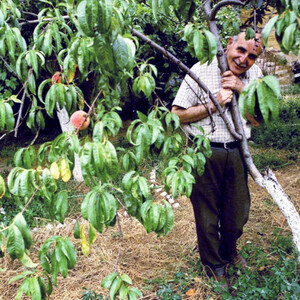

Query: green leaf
(262, 75), (281, 99)
(128, 287), (143, 299)
(204, 29), (218, 65)
(113, 34), (129, 70)
(4, 102), (15, 132)
(101, 272), (118, 289)
(282, 23), (297, 51)
(27, 72), (36, 95)
(110, 276), (122, 300)
(151, 204), (160, 232)
(88, 223), (97, 244)
(98, 0), (113, 33)
(54, 191), (68, 224)
(140, 200), (153, 220)
(246, 80), (258, 117)
(193, 30), (204, 61)
(74, 221), (81, 239)
(20, 253), (37, 269)
(119, 284), (129, 300)
(63, 238), (77, 268)
(9, 270), (35, 283)
(28, 277), (42, 300)
(14, 213), (32, 250)
(80, 142), (96, 187)
(51, 250), (59, 285)
(38, 276), (47, 299)
(15, 279), (29, 300)
(182, 154), (194, 168)
(94, 34), (115, 73)
(6, 29), (16, 62)
(120, 274), (132, 285)
(262, 15), (279, 47)
(29, 50), (39, 77)
(77, 1), (92, 36)
(45, 87), (55, 118)
(163, 200), (174, 236)
(138, 176), (149, 198)
(256, 81), (270, 123)
(245, 27), (255, 40)
(0, 102), (6, 131)
(7, 225), (25, 260)
(55, 246), (68, 278)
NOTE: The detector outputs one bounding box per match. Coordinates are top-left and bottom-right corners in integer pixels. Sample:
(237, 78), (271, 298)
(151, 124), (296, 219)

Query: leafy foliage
(251, 98), (300, 149)
(0, 0), (299, 298)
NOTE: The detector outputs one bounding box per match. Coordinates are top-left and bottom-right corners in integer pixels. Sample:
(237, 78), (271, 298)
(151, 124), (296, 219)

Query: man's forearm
(171, 102), (217, 124)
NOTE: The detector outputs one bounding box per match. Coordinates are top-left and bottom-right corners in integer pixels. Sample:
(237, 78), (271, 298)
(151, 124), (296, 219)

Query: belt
(210, 141), (240, 149)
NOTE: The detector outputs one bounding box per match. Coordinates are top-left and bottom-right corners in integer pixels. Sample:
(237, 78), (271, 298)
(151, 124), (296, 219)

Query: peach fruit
(70, 110), (90, 130)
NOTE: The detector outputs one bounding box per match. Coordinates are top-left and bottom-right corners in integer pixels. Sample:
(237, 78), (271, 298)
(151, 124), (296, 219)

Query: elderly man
(172, 32), (263, 284)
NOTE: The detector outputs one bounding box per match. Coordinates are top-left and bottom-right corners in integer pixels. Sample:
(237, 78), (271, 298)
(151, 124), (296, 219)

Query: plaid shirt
(172, 58), (263, 142)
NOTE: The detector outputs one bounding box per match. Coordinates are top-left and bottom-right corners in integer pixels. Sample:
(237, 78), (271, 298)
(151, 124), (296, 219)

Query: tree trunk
(56, 107), (83, 182)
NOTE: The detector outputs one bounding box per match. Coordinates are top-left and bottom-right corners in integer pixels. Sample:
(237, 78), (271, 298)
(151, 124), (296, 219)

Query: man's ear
(227, 37), (234, 49)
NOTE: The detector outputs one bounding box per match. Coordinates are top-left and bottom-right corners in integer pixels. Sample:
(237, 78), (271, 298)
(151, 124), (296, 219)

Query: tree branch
(210, 0), (245, 20)
(131, 28), (242, 141)
(14, 88), (26, 138)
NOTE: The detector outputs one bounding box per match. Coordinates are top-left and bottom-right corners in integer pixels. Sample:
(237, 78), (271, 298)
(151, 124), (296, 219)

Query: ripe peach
(70, 110), (90, 130)
(52, 71), (62, 84)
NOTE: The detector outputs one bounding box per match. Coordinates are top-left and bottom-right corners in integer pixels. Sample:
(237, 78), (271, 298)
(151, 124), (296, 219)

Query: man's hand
(216, 88), (233, 107)
(221, 71), (245, 94)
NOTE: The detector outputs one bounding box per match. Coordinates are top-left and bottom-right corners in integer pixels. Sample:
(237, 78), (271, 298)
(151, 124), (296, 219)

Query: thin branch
(19, 15), (69, 26)
(131, 28), (242, 141)
(114, 215), (123, 273)
(210, 0), (245, 20)
(14, 88), (26, 138)
(21, 182), (43, 214)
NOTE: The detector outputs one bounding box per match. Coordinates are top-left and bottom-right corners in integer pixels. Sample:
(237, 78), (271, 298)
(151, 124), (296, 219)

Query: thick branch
(203, 1), (258, 175)
(131, 28), (242, 141)
(210, 0), (245, 20)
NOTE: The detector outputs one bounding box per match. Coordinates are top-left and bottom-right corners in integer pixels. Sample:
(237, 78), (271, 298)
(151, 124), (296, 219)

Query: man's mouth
(233, 59), (246, 68)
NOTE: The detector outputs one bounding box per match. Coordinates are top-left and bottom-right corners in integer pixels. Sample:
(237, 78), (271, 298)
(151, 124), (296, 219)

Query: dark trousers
(190, 145), (250, 274)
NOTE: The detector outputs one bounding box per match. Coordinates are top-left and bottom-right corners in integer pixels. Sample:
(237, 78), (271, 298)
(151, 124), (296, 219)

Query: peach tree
(0, 0), (299, 299)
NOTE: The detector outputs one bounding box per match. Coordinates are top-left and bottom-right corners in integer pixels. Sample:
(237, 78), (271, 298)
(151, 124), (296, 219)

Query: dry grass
(0, 163), (299, 300)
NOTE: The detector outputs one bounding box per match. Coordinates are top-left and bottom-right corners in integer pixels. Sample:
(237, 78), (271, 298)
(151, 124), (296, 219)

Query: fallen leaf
(186, 288), (195, 297)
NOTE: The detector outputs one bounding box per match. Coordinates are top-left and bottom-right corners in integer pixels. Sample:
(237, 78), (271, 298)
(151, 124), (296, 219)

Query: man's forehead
(235, 33), (262, 54)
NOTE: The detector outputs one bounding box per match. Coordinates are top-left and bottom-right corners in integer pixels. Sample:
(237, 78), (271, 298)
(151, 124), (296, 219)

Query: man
(171, 32), (263, 284)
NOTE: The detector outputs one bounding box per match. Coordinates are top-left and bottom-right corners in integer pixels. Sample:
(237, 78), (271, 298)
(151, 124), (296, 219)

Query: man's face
(226, 32), (262, 76)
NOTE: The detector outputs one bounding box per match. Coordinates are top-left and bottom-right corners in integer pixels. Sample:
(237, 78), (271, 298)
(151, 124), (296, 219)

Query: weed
(252, 151), (287, 171)
(277, 57), (288, 65)
(217, 231), (300, 299)
(82, 288), (104, 300)
(282, 84), (300, 96)
(251, 98), (300, 150)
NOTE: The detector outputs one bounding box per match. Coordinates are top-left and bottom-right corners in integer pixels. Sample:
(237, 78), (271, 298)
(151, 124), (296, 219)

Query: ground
(0, 159), (299, 299)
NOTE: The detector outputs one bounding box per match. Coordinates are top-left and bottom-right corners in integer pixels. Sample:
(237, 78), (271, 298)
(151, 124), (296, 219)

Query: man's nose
(239, 54), (248, 64)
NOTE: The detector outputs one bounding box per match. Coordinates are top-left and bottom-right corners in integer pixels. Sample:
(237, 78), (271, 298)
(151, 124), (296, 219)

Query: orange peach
(70, 110), (90, 130)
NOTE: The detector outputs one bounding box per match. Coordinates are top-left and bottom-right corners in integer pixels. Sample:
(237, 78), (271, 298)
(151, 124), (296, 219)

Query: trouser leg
(190, 146), (250, 273)
(190, 147), (228, 272)
(219, 147), (250, 261)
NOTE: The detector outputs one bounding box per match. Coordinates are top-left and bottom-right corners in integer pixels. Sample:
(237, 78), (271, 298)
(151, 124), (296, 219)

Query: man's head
(226, 32), (263, 76)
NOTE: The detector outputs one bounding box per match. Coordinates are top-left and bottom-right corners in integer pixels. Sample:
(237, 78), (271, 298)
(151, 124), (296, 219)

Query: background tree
(0, 0), (299, 298)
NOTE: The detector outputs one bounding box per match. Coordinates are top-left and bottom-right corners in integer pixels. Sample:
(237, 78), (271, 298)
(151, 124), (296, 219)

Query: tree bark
(56, 107), (83, 182)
